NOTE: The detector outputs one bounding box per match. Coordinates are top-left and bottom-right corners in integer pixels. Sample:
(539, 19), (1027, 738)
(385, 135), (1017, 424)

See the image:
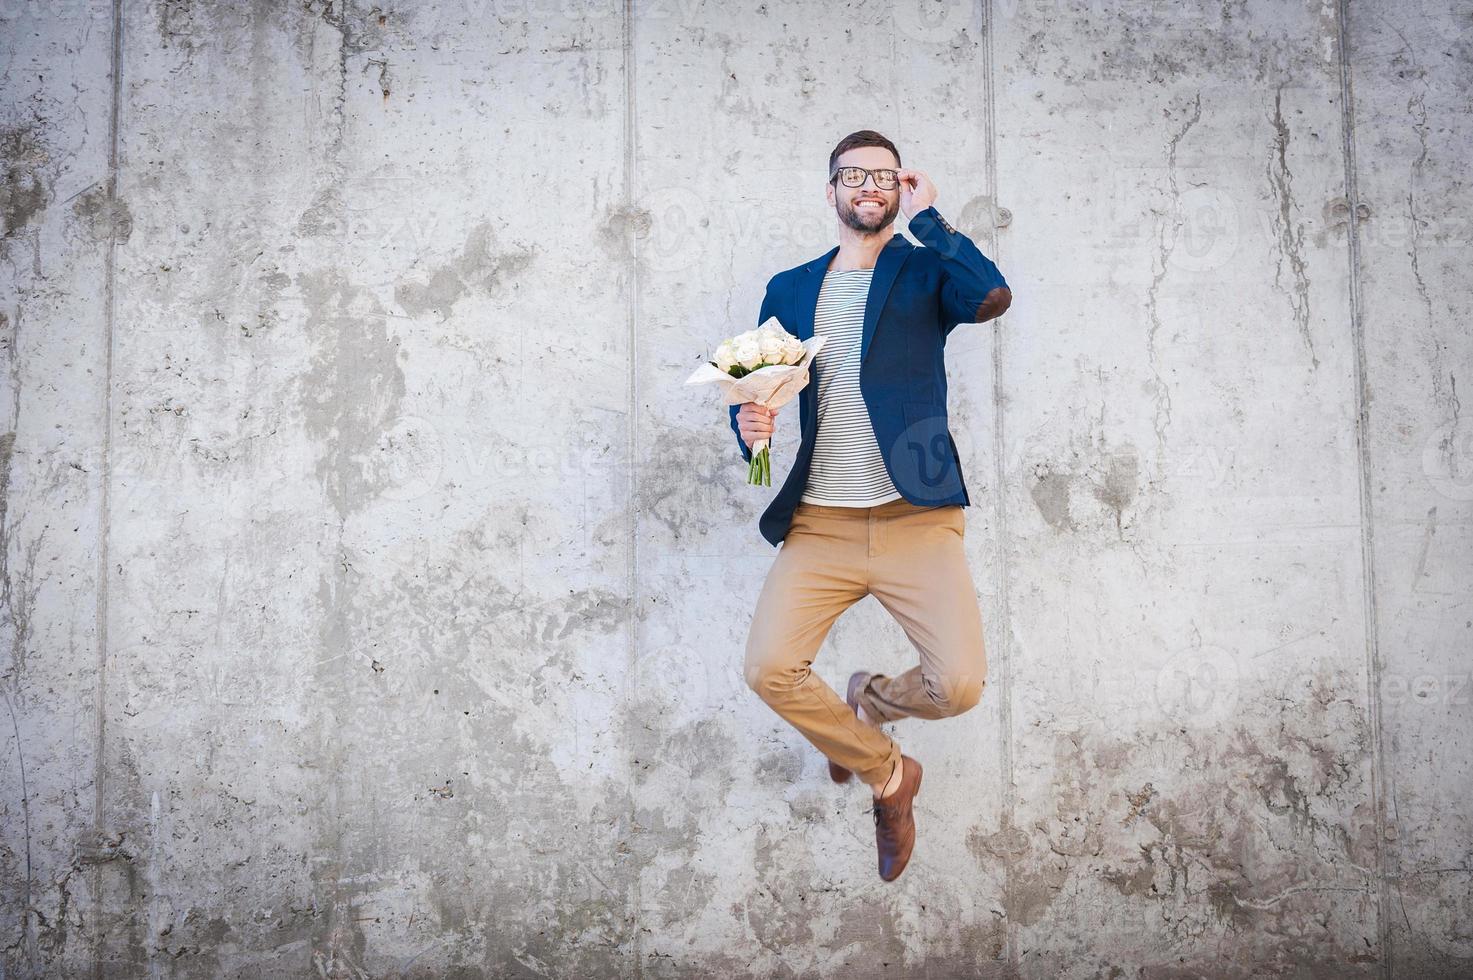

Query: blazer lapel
(791, 233), (912, 401)
(790, 247), (837, 417)
(794, 237), (911, 350)
(860, 234), (913, 365)
(794, 245), (839, 342)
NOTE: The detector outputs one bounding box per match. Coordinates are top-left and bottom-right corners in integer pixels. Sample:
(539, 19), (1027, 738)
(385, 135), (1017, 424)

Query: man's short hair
(828, 130), (902, 179)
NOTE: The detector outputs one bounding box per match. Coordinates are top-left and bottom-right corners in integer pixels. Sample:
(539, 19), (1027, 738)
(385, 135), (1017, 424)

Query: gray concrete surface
(1, 0), (1469, 977)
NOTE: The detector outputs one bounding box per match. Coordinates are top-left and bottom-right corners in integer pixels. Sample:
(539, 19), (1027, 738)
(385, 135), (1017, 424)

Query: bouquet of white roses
(685, 317), (826, 486)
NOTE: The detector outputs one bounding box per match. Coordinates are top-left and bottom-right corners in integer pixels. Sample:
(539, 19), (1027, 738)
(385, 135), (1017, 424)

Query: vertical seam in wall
(93, 1), (123, 976)
(981, 0), (1016, 970)
(622, 0), (641, 976)
(1334, 1), (1392, 976)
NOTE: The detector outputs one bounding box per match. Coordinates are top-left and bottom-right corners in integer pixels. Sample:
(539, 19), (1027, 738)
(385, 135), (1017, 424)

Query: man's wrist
(906, 203), (937, 224)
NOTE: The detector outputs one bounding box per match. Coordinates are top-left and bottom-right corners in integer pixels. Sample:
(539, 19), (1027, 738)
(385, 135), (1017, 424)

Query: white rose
(781, 338), (803, 364)
(758, 333), (784, 364)
(714, 341), (737, 373)
(733, 337), (762, 371)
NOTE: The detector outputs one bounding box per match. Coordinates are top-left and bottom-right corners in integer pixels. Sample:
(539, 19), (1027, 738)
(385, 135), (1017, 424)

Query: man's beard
(837, 196), (898, 233)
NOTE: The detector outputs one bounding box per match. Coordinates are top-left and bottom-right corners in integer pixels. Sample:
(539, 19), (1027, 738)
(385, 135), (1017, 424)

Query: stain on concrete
(954, 193), (998, 238)
(598, 203), (653, 264)
(538, 587), (625, 643)
(742, 823), (823, 948)
(967, 821), (1030, 865)
(1102, 859), (1156, 898)
(156, 0), (199, 54)
(962, 822), (1035, 954)
(1, 124), (51, 250)
(1089, 450), (1139, 535)
(1007, 862), (1070, 928)
(752, 743), (805, 788)
(1030, 466), (1075, 531)
(296, 268), (407, 518)
(1123, 781), (1157, 824)
(0, 427), (32, 680)
(70, 181), (133, 244)
(394, 221), (536, 321)
(305, 857), (373, 979)
(1046, 732), (1105, 859)
(1030, 441), (1143, 536)
(0, 307), (42, 693)
(648, 717), (739, 801)
(294, 185), (345, 239)
(637, 428), (749, 542)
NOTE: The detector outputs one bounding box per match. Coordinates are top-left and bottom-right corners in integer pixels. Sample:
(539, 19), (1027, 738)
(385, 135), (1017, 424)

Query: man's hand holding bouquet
(685, 317), (825, 486)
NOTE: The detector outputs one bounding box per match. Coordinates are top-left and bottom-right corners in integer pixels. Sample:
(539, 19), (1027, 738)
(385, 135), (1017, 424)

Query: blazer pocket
(898, 401), (964, 499)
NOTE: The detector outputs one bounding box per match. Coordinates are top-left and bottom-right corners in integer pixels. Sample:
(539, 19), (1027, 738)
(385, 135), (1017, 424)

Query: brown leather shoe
(829, 671), (878, 784)
(869, 755), (923, 881)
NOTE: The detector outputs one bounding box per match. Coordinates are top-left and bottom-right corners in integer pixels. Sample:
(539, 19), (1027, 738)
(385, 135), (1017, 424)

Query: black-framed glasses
(830, 166), (900, 190)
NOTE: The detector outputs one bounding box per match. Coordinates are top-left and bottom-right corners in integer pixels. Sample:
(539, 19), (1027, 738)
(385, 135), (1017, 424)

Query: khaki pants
(743, 497), (988, 787)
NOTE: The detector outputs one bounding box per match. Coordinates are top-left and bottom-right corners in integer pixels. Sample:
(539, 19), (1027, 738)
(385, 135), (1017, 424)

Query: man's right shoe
(869, 754), (923, 882)
(829, 671), (878, 784)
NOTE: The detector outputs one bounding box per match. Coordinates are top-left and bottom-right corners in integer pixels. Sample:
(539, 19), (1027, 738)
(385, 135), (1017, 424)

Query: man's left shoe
(870, 755), (923, 882)
(829, 671), (877, 784)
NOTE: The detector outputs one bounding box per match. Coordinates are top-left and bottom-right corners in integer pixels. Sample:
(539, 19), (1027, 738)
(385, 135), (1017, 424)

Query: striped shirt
(799, 269), (904, 506)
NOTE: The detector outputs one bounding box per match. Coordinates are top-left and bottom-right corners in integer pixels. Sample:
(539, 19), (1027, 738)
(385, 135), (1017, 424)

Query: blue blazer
(729, 206), (1010, 548)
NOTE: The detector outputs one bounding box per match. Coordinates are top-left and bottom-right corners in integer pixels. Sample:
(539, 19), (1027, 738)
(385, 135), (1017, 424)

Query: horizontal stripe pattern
(799, 268), (904, 507)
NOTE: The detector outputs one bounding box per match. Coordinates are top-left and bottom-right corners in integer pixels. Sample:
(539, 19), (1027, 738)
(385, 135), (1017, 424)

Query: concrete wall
(0, 0), (1468, 976)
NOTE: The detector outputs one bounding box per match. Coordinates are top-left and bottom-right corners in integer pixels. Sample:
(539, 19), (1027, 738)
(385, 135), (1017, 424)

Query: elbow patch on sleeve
(975, 285), (1012, 322)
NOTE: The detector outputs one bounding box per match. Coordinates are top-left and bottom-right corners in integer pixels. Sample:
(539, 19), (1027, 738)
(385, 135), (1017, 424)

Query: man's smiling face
(828, 145), (901, 233)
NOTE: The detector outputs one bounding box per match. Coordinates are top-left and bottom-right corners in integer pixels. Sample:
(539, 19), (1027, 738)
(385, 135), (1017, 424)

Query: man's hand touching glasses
(897, 169), (938, 219)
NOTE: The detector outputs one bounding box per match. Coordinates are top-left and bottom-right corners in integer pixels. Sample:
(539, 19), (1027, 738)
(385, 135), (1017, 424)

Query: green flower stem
(748, 445), (772, 486)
